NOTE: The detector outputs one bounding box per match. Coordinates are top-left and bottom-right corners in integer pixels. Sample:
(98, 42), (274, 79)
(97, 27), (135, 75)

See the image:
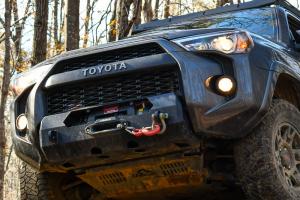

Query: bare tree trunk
(163, 0), (170, 18)
(124, 0), (142, 36)
(108, 0), (117, 42)
(65, 0), (80, 51)
(111, 0), (143, 41)
(0, 0), (12, 199)
(11, 0), (21, 64)
(53, 0), (59, 52)
(153, 0), (159, 19)
(116, 0), (133, 40)
(132, 0), (142, 25)
(48, 7), (53, 55)
(32, 0), (48, 65)
(116, 0), (127, 40)
(83, 0), (91, 48)
(142, 0), (153, 23)
(58, 0), (64, 44)
(11, 0), (31, 71)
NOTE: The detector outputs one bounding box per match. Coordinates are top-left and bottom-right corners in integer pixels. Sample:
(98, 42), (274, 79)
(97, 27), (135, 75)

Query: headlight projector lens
(212, 36), (235, 53)
(215, 76), (236, 96)
(16, 114), (28, 131)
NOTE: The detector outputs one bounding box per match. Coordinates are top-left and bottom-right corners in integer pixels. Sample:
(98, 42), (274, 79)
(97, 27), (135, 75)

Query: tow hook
(117, 112), (168, 137)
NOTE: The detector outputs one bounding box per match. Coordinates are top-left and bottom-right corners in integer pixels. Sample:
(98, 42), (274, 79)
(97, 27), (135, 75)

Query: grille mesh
(46, 68), (181, 115)
(56, 43), (165, 73)
(160, 161), (188, 176)
(99, 172), (127, 185)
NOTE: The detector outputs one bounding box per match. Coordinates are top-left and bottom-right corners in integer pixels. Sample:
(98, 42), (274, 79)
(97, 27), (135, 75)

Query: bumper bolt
(86, 128), (91, 132)
(48, 130), (58, 144)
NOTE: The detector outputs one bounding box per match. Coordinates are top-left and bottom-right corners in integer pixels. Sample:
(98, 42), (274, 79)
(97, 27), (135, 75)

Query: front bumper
(39, 94), (201, 171)
(11, 38), (272, 170)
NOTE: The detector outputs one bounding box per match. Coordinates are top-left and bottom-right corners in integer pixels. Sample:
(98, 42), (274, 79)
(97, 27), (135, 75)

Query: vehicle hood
(35, 27), (236, 68)
(130, 27), (236, 40)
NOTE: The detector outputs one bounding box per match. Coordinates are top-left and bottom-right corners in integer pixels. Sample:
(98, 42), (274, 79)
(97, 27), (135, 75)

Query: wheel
(235, 100), (300, 200)
(19, 161), (101, 200)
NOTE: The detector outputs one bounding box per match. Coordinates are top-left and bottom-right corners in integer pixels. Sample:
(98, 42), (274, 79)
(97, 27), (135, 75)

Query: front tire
(19, 161), (100, 200)
(235, 100), (300, 200)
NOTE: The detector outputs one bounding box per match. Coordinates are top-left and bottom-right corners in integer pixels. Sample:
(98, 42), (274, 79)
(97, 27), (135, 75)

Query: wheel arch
(273, 72), (300, 110)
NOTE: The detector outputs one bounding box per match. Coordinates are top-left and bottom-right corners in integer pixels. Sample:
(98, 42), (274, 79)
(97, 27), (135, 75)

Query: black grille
(46, 68), (181, 115)
(55, 43), (165, 73)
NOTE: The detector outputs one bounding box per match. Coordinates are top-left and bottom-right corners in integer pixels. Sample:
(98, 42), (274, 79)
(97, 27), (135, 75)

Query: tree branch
(0, 17), (4, 27)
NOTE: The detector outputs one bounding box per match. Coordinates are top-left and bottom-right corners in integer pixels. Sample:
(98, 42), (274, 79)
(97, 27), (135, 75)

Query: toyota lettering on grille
(82, 62), (127, 76)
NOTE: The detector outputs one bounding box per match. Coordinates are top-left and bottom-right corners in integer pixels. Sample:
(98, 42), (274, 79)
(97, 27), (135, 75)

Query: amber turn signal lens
(236, 32), (253, 52)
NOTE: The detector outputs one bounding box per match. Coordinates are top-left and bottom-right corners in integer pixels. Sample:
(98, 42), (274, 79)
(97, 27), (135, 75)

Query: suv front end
(11, 4), (285, 199)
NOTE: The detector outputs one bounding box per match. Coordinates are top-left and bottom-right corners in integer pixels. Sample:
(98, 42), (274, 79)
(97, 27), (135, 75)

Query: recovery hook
(117, 112), (168, 137)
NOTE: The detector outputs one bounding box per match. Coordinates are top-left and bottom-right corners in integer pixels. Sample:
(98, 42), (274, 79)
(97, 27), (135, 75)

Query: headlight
(173, 31), (254, 54)
(10, 64), (52, 97)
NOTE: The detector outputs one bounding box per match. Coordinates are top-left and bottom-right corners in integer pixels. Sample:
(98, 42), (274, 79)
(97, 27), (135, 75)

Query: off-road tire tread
(235, 99), (300, 200)
(19, 161), (54, 200)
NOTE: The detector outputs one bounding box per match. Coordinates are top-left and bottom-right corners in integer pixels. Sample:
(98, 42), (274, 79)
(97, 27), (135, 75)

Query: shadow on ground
(110, 186), (246, 200)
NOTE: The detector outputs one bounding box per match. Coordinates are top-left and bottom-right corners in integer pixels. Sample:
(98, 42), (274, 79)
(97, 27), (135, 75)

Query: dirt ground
(119, 192), (245, 200)
(115, 186), (245, 200)
(3, 121), (21, 200)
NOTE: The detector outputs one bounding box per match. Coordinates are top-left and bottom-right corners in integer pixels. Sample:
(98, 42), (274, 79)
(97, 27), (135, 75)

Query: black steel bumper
(39, 94), (202, 171)
(11, 38), (274, 171)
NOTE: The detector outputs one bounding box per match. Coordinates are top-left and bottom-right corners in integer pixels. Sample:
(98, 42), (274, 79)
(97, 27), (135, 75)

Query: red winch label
(103, 106), (119, 114)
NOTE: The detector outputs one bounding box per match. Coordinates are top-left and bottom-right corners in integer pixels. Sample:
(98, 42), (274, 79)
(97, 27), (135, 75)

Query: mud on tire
(235, 100), (300, 200)
(19, 161), (99, 200)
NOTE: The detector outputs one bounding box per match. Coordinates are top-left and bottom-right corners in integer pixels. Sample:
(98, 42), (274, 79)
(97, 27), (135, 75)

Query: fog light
(216, 76), (236, 96)
(16, 114), (28, 131)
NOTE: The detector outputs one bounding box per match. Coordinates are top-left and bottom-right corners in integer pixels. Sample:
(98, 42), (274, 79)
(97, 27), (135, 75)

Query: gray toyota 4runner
(10, 0), (300, 199)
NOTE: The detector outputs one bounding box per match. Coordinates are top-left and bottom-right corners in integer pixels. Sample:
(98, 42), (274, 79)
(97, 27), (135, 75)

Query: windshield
(145, 8), (277, 40)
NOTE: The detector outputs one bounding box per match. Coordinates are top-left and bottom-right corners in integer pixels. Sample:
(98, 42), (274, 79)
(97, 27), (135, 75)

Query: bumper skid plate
(78, 154), (207, 198)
